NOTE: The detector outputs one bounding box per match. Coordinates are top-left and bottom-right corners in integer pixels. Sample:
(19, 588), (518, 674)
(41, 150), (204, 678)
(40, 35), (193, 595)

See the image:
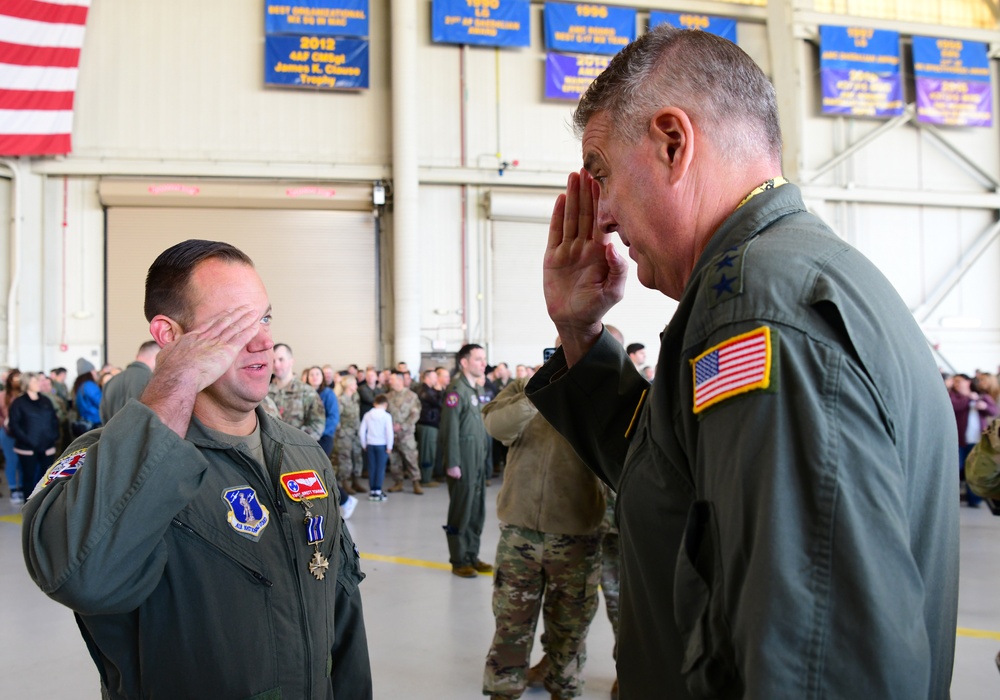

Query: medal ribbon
(306, 514), (325, 545)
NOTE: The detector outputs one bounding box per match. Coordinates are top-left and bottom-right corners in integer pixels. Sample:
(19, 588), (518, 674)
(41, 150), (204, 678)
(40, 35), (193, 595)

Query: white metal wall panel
(490, 219), (675, 370)
(796, 36), (1000, 371)
(72, 0), (390, 164)
(416, 185), (467, 351)
(106, 207), (377, 372)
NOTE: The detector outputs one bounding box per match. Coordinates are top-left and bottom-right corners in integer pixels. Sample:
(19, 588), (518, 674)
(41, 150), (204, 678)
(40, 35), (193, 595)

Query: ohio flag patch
(691, 327), (772, 414)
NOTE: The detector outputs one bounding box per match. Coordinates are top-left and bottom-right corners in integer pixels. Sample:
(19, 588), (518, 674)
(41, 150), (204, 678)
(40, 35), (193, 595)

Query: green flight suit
(22, 401), (371, 699)
(527, 184), (958, 699)
(439, 372), (490, 567)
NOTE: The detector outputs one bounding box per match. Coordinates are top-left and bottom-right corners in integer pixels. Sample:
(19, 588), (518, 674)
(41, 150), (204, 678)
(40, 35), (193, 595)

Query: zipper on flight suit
(170, 518), (273, 587)
(268, 442), (315, 697)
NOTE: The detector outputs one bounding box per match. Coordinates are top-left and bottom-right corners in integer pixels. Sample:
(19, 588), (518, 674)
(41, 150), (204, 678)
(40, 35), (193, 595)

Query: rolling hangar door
(486, 190), (678, 369)
(101, 179), (378, 373)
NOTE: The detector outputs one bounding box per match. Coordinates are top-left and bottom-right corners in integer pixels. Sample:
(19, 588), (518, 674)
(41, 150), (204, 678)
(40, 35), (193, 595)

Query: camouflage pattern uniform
(481, 379), (605, 699)
(599, 485), (620, 662)
(387, 387), (421, 484)
(484, 525), (602, 699)
(267, 378), (325, 441)
(333, 392), (363, 481)
(259, 395), (280, 419)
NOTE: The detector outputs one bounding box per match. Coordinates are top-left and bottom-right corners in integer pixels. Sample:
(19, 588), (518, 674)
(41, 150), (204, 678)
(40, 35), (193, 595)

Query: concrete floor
(1, 478), (998, 699)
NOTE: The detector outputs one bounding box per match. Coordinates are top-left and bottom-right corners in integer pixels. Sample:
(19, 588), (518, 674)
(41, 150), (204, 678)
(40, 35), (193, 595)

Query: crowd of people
(8, 24), (995, 700)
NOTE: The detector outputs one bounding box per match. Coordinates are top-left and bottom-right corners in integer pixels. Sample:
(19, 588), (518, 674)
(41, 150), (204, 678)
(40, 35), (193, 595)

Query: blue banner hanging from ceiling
(265, 35), (369, 89)
(913, 36), (991, 127)
(648, 11), (736, 43)
(545, 52), (610, 100)
(265, 0), (369, 37)
(432, 0), (531, 47)
(544, 3), (636, 55)
(820, 26), (903, 119)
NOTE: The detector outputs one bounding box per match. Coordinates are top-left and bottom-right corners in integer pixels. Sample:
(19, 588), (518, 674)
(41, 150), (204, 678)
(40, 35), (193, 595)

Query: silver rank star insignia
(309, 550), (330, 580)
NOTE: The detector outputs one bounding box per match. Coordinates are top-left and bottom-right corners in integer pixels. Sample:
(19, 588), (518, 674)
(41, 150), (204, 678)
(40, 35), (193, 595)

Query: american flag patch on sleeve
(691, 327), (772, 414)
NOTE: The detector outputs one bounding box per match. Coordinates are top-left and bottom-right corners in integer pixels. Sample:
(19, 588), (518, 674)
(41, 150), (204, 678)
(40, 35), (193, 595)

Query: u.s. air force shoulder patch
(691, 326), (776, 414)
(222, 486), (270, 540)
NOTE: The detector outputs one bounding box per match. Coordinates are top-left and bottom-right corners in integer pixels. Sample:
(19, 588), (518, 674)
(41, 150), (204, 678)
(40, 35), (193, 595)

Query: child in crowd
(359, 394), (393, 502)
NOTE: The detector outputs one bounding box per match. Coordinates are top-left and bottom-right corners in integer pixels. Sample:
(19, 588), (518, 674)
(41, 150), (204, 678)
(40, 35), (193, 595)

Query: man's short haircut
(574, 25), (782, 167)
(373, 394), (388, 407)
(627, 343), (645, 355)
(274, 343), (292, 356)
(138, 340), (160, 355)
(50, 367), (66, 376)
(144, 240), (254, 325)
(456, 343), (483, 365)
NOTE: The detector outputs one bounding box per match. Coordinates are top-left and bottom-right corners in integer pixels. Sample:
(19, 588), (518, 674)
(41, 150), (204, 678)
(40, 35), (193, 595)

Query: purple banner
(821, 68), (903, 118)
(545, 52), (609, 100)
(917, 78), (992, 127)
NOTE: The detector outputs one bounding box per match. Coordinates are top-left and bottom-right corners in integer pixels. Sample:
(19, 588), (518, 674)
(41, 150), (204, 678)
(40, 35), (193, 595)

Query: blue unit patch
(221, 486), (270, 539)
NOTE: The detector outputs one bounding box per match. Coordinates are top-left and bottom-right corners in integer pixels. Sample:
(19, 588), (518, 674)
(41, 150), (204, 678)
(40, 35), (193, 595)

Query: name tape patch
(691, 327), (772, 414)
(280, 470), (329, 501)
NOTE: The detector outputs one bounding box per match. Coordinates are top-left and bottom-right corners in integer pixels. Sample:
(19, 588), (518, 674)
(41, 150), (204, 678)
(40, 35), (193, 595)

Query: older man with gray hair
(526, 26), (958, 699)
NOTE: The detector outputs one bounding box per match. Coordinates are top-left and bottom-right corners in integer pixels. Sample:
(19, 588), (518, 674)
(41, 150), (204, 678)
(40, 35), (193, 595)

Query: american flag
(692, 327), (771, 413)
(0, 0), (91, 156)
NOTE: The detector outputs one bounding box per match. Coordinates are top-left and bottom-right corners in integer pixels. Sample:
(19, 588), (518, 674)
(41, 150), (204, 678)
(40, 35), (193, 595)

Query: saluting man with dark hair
(23, 239), (372, 700)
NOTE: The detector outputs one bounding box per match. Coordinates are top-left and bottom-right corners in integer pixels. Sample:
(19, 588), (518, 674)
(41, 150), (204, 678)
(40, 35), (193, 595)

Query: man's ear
(149, 315), (182, 347)
(649, 107), (694, 183)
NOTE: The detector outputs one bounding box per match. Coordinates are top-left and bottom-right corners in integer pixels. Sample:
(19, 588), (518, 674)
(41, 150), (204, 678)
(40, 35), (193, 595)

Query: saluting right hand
(152, 305), (262, 394)
(544, 170), (628, 365)
(141, 305), (264, 437)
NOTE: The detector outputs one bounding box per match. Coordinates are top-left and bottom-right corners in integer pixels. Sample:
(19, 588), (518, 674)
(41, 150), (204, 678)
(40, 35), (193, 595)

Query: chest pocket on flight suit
(673, 500), (741, 698)
(337, 523), (365, 595)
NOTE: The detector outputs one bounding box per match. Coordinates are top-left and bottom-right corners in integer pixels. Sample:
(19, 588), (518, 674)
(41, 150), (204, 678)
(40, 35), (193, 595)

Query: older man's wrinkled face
(582, 111), (692, 299)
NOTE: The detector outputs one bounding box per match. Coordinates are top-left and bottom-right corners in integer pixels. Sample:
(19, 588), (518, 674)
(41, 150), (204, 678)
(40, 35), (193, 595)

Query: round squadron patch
(445, 392), (460, 408)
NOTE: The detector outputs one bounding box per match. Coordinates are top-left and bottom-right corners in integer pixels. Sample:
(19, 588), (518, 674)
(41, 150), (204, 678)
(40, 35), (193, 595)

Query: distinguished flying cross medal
(280, 470), (331, 581)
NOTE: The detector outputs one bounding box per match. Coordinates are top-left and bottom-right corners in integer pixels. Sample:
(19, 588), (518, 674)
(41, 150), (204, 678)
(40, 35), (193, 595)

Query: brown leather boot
(339, 479), (355, 496)
(526, 655), (548, 687)
(352, 477), (368, 494)
(387, 480), (403, 493)
(451, 565), (477, 578)
(413, 480), (424, 495)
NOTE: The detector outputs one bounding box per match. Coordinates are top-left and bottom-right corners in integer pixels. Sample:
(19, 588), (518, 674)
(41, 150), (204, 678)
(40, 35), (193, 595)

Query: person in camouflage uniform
(333, 375), (365, 494)
(481, 378), (605, 700)
(267, 343), (325, 441)
(598, 485), (620, 700)
(385, 371), (422, 494)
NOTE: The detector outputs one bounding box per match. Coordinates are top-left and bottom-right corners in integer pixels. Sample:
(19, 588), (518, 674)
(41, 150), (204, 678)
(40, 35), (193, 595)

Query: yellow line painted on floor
(360, 552), (490, 575)
(957, 627), (1000, 641)
(3, 515), (999, 625)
